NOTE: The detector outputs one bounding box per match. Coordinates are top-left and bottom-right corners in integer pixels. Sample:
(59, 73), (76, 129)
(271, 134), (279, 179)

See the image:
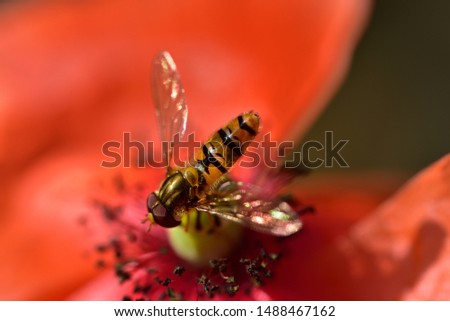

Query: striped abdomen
(193, 111), (260, 187)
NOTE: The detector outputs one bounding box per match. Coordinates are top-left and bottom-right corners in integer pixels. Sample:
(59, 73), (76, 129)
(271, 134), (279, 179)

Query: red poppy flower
(2, 1), (448, 301)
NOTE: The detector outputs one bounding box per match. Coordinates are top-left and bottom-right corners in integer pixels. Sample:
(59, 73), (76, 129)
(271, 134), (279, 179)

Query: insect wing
(152, 51), (188, 171)
(195, 180), (302, 236)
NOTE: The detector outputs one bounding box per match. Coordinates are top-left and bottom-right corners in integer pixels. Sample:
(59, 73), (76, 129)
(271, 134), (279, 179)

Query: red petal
(257, 173), (401, 299)
(69, 265), (273, 301)
(0, 0), (370, 171)
(0, 152), (163, 299)
(281, 154), (450, 300)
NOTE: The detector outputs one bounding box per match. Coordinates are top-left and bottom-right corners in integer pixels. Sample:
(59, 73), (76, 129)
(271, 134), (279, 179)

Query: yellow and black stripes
(194, 112), (260, 186)
(199, 143), (228, 175)
(237, 114), (257, 136)
(194, 210), (221, 232)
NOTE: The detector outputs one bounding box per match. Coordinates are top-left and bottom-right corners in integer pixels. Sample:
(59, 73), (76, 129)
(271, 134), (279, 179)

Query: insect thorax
(157, 171), (196, 210)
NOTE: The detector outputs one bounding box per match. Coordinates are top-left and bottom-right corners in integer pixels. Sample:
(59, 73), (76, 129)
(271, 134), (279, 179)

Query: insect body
(146, 51), (302, 236)
(194, 112), (260, 187)
(148, 111), (260, 228)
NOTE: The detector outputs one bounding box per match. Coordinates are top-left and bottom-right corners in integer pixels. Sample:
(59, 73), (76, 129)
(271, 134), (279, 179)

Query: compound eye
(147, 193), (167, 219)
(146, 192), (180, 228)
(147, 193), (158, 212)
(153, 203), (167, 219)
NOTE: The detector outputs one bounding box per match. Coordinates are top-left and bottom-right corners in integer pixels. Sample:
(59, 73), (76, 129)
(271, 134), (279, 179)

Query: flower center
(167, 209), (244, 266)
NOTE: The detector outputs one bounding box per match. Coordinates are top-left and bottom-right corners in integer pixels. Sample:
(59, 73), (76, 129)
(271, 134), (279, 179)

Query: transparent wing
(152, 51), (188, 172)
(195, 179), (302, 237)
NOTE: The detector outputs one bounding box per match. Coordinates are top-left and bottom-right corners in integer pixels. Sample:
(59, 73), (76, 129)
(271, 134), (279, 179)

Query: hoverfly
(146, 51), (302, 237)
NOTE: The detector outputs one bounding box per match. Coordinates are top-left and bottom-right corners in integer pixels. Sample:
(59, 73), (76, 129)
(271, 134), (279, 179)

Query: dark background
(304, 0), (450, 174)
